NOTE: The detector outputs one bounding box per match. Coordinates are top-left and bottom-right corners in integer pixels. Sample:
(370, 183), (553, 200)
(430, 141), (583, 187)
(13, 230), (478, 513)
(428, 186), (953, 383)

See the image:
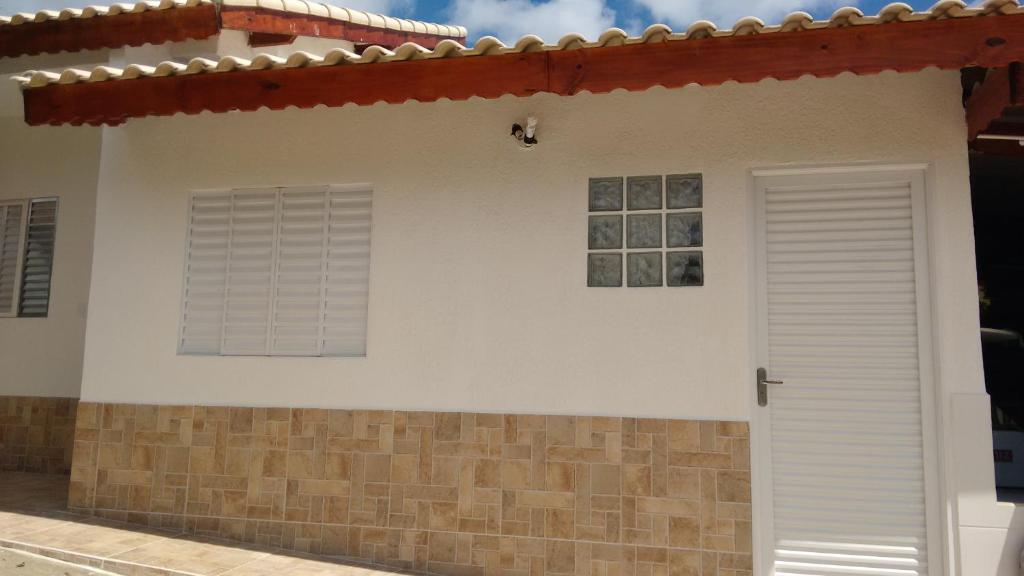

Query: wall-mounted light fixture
(511, 117), (538, 149)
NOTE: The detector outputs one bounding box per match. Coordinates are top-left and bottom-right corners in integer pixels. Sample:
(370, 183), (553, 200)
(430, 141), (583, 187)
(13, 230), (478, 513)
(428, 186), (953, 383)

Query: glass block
(627, 214), (662, 248)
(667, 251), (703, 286)
(627, 252), (662, 287)
(666, 174), (702, 209)
(627, 176), (662, 210)
(666, 212), (703, 248)
(588, 253), (622, 287)
(589, 177), (624, 211)
(589, 215), (622, 249)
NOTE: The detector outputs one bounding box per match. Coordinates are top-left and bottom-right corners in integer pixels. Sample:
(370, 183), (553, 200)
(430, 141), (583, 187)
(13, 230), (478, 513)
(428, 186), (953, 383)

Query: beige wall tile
(0, 396), (78, 474)
(69, 402), (752, 576)
(623, 466), (652, 497)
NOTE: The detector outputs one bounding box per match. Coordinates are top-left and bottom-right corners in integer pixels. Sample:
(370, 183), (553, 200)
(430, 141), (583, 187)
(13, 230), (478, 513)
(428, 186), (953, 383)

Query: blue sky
(0, 0), (941, 43)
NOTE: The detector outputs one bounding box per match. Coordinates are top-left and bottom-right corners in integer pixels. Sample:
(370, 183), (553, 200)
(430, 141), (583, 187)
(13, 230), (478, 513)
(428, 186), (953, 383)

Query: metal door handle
(757, 367), (783, 407)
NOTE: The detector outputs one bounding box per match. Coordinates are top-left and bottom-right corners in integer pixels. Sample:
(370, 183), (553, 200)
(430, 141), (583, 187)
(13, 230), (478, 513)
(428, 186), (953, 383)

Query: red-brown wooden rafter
(966, 63), (1023, 140)
(22, 12), (1024, 126)
(220, 7), (464, 50)
(0, 2), (218, 58)
(247, 31), (297, 47)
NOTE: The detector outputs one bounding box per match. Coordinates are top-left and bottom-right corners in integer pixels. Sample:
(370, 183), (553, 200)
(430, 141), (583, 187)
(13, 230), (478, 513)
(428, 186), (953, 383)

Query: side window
(179, 185), (372, 357)
(20, 199), (58, 317)
(0, 198), (58, 318)
(0, 201), (26, 317)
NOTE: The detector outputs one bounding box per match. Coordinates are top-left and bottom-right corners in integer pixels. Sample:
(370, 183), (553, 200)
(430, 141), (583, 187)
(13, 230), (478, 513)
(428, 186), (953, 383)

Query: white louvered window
(19, 199), (59, 317)
(179, 185), (372, 357)
(0, 201), (27, 317)
(0, 198), (58, 319)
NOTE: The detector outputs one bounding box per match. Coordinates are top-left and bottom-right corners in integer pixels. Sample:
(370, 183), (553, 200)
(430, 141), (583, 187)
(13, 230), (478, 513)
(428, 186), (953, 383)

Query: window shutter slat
(18, 199), (57, 317)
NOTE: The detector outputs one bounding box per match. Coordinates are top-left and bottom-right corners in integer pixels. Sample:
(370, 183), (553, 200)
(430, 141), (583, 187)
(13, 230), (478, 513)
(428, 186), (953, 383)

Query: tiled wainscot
(69, 403), (752, 576)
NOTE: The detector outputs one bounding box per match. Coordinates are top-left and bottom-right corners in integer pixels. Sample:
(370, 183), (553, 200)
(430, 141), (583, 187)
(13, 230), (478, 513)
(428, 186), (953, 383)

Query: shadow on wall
(0, 396), (77, 474)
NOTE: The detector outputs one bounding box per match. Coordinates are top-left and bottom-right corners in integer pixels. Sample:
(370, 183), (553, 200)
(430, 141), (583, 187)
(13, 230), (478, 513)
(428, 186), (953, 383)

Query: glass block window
(587, 174), (703, 287)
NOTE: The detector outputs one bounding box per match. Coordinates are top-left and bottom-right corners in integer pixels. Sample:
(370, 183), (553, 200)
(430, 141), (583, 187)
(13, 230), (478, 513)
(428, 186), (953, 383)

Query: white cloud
(450, 0), (616, 44)
(630, 0), (849, 30)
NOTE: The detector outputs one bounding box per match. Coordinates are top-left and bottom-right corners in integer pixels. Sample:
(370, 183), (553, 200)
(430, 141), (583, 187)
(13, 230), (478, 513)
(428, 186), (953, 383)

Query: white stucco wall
(0, 55), (101, 398)
(113, 30), (357, 69)
(78, 69), (969, 417)
(214, 29), (357, 59)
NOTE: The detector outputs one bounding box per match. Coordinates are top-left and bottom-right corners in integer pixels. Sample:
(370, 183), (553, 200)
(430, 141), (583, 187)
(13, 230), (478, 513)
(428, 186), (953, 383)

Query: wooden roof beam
(247, 31), (296, 47)
(0, 3), (218, 58)
(21, 12), (1024, 126)
(220, 7), (461, 50)
(966, 64), (1023, 140)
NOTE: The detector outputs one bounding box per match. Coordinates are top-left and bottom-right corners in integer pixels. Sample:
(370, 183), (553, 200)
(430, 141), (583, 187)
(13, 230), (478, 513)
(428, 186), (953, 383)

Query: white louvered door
(753, 167), (939, 576)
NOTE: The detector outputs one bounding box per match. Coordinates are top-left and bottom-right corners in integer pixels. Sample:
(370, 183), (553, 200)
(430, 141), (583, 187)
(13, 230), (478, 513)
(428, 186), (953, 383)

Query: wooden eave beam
(221, 7), (461, 49)
(248, 31), (297, 47)
(23, 12), (1024, 126)
(966, 64), (1023, 140)
(0, 3), (218, 58)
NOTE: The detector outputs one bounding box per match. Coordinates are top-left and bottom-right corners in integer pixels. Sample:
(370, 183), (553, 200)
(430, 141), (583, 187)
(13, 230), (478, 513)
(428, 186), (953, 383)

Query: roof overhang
(17, 5), (1024, 126)
(0, 1), (219, 58)
(0, 0), (467, 58)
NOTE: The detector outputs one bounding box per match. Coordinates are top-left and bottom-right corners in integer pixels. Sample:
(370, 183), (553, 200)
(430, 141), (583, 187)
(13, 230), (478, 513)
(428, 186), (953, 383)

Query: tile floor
(0, 472), (414, 576)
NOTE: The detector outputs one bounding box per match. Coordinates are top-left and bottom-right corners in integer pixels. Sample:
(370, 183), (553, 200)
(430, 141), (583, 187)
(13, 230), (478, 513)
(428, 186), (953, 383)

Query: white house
(2, 1), (1024, 576)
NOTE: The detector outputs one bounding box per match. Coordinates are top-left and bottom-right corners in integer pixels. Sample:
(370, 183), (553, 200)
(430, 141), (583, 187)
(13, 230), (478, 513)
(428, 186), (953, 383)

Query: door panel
(753, 167), (937, 576)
